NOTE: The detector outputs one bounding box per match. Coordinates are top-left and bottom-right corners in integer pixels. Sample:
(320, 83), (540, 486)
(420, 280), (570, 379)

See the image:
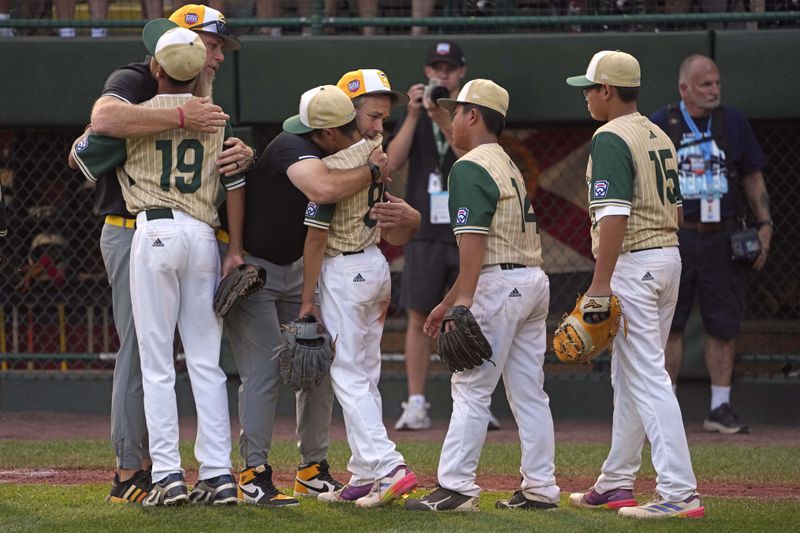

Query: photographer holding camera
(388, 42), (501, 431)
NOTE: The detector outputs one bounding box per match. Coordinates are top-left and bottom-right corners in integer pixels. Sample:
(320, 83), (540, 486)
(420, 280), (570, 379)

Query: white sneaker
(394, 400), (431, 430)
(488, 411), (502, 431)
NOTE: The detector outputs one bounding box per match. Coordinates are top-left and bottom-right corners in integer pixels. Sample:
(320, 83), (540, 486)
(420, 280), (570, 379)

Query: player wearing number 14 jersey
(566, 51), (703, 519)
(72, 23), (241, 504)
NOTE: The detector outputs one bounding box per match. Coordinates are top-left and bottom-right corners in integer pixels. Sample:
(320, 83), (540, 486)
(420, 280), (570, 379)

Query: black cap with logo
(425, 41), (465, 67)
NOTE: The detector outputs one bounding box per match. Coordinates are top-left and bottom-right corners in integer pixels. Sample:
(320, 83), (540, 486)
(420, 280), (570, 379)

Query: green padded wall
(2, 38), (237, 126)
(714, 30), (800, 119)
(2, 30), (798, 126)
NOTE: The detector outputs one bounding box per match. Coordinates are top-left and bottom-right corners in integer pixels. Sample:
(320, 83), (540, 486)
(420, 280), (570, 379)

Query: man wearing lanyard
(651, 54), (772, 435)
(387, 42), (500, 431)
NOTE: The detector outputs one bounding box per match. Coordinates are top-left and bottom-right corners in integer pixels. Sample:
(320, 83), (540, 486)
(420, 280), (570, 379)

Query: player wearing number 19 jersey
(566, 51), (703, 519)
(72, 25), (240, 503)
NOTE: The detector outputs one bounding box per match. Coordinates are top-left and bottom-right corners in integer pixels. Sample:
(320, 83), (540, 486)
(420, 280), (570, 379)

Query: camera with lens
(423, 78), (450, 105)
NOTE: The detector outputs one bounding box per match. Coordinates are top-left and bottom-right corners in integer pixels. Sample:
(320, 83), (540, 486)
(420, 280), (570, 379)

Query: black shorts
(400, 240), (459, 314)
(670, 227), (747, 341)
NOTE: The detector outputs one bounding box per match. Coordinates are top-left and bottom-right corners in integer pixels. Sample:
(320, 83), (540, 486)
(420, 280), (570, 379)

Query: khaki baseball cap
(142, 22), (206, 82)
(337, 69), (409, 107)
(437, 78), (509, 117)
(169, 4), (241, 52)
(283, 85), (357, 135)
(566, 50), (641, 88)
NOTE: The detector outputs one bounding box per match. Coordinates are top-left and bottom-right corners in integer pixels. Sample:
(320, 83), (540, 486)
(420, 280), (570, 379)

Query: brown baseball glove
(213, 264), (267, 318)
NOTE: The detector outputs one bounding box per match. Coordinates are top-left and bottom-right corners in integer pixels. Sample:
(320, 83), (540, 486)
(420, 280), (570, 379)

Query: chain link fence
(0, 0), (797, 37)
(1, 120), (798, 368)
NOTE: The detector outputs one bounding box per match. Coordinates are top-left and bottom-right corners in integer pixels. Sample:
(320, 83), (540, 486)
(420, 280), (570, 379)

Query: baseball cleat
(238, 464), (299, 506)
(404, 486), (479, 512)
(189, 474), (238, 505)
(394, 400), (431, 430)
(355, 465), (418, 508)
(318, 482), (373, 503)
(142, 472), (188, 507)
(618, 494), (705, 519)
(703, 403), (749, 434)
(495, 490), (558, 510)
(294, 459), (343, 498)
(568, 486), (637, 510)
(106, 469), (151, 504)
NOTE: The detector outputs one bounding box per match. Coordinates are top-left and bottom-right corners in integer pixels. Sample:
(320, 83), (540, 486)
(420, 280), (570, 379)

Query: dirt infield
(2, 411), (798, 500)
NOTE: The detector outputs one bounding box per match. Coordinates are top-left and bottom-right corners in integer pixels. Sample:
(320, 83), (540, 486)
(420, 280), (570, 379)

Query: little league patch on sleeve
(455, 207), (469, 225)
(305, 202), (319, 217)
(593, 180), (609, 199)
(75, 138), (88, 152)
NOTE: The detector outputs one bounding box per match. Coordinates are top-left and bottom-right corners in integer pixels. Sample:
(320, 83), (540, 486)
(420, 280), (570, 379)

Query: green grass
(1, 439), (799, 485)
(0, 485), (798, 533)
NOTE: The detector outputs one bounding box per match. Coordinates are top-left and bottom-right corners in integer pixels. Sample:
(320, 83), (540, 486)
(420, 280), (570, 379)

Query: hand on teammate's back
(181, 97), (229, 133)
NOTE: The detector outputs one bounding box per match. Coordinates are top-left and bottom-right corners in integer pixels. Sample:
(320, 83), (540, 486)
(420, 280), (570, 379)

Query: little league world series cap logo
(456, 207), (469, 225)
(348, 80), (361, 93)
(436, 43), (451, 55)
(593, 180), (609, 199)
(185, 12), (199, 24)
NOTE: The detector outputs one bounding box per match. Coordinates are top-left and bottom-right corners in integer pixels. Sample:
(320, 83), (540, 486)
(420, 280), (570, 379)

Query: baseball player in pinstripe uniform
(300, 75), (420, 508)
(565, 51), (704, 519)
(67, 4), (251, 505)
(405, 79), (559, 512)
(72, 23), (242, 507)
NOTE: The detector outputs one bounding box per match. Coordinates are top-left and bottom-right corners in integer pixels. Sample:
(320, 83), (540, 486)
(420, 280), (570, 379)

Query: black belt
(630, 246), (663, 253)
(498, 263), (526, 270)
(145, 208), (173, 221)
(342, 249), (364, 256)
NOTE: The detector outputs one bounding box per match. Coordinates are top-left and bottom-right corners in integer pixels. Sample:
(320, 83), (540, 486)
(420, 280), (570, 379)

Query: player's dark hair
(335, 117), (359, 136)
(616, 86), (639, 103)
(462, 103), (505, 137)
(163, 71), (196, 89)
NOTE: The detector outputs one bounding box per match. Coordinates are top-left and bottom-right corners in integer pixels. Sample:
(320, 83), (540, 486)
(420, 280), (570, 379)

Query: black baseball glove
(213, 264), (267, 318)
(437, 305), (494, 372)
(275, 316), (335, 392)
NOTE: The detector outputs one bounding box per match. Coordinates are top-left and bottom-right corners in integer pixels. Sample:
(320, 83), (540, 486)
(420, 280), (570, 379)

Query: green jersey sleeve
(71, 133), (127, 182)
(220, 121), (246, 191)
(589, 131), (634, 210)
(448, 160), (500, 235)
(304, 201), (336, 231)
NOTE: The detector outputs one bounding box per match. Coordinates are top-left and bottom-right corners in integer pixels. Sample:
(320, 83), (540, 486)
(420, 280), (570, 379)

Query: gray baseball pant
(220, 244), (334, 468)
(100, 222), (149, 470)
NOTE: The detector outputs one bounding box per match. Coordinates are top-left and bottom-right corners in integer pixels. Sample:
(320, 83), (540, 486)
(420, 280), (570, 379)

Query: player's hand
(370, 192), (420, 230)
(368, 147), (390, 183)
(299, 300), (321, 322)
(406, 84), (424, 117)
(424, 302), (450, 338)
(181, 97), (229, 133)
(217, 137), (255, 177)
(221, 250), (244, 277)
(753, 225), (773, 271)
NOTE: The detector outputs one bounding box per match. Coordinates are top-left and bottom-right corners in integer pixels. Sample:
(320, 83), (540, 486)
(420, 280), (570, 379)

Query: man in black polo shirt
(68, 4), (254, 504)
(219, 85), (390, 506)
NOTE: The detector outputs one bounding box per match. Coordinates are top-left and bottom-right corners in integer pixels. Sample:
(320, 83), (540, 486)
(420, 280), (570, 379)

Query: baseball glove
(437, 305), (494, 372)
(275, 316), (335, 392)
(553, 294), (626, 364)
(213, 264), (267, 318)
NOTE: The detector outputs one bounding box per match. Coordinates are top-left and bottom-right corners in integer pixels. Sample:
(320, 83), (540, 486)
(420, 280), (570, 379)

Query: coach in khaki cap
(283, 85), (357, 134)
(437, 78), (509, 117)
(566, 50), (641, 88)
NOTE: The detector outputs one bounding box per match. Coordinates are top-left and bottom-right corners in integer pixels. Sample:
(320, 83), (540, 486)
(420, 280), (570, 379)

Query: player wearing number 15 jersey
(566, 51), (703, 519)
(72, 23), (241, 505)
